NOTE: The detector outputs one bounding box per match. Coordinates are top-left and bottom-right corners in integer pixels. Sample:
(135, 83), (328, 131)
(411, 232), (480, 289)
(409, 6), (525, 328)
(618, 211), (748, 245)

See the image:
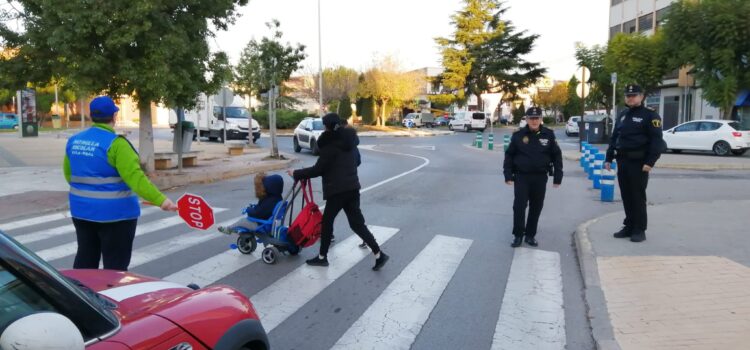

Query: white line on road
(358, 147), (430, 194)
(0, 211), (73, 232)
(491, 248), (566, 350)
(14, 207), (161, 245)
(251, 225), (400, 332)
(163, 244), (261, 287)
(34, 208), (227, 262)
(331, 235), (472, 350)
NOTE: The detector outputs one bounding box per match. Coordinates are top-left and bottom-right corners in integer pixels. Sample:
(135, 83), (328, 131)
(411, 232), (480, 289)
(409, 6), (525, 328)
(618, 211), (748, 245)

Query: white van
(169, 94), (261, 143)
(449, 111), (488, 132)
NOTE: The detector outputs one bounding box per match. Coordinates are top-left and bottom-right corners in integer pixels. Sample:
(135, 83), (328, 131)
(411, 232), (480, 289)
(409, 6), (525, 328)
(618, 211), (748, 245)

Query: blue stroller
(231, 180), (303, 264)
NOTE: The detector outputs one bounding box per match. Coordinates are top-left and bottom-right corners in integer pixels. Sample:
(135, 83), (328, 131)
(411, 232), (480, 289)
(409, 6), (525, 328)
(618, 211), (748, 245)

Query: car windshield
(223, 107), (250, 119)
(728, 122), (748, 131)
(312, 120), (324, 130)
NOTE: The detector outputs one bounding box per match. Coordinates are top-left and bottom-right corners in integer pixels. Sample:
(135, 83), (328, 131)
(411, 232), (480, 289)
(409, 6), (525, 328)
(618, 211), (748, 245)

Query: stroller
(230, 180), (304, 264)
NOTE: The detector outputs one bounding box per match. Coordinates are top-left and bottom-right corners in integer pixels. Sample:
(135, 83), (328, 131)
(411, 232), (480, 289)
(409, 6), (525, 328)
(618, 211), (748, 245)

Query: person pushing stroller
(218, 172), (284, 234)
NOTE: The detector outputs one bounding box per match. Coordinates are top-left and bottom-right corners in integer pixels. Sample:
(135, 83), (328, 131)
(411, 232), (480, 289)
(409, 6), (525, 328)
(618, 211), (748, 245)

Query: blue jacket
(245, 174), (284, 219)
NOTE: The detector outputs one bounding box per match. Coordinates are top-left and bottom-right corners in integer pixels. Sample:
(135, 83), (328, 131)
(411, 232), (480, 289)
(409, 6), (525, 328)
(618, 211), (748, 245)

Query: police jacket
(503, 125), (563, 184)
(605, 105), (664, 167)
(293, 127), (360, 200)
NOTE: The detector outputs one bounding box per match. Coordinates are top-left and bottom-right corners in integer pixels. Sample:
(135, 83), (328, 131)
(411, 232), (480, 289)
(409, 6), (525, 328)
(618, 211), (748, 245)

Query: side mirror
(0, 312), (85, 350)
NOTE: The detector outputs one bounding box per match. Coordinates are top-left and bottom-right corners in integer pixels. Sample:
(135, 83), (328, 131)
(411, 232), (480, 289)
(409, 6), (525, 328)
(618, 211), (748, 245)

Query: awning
(735, 90), (750, 107)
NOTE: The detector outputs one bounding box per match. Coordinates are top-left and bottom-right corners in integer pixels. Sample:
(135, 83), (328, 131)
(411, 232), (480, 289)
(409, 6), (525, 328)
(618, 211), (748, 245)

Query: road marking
(251, 225), (400, 332)
(0, 211), (73, 232)
(163, 246), (261, 287)
(491, 248), (566, 350)
(331, 235), (472, 350)
(14, 207), (161, 245)
(412, 145), (436, 151)
(358, 148), (430, 194)
(35, 208), (227, 262)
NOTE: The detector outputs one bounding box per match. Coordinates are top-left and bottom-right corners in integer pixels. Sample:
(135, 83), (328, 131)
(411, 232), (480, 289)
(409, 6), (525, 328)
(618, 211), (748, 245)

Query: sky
(212, 0), (610, 82)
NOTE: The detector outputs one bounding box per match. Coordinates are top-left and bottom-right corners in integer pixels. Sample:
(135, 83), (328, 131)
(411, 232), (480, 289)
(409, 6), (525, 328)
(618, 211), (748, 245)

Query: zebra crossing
(0, 208), (568, 350)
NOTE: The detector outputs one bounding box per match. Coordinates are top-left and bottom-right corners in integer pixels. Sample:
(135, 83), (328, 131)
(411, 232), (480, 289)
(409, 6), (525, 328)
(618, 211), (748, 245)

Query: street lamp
(317, 0), (323, 117)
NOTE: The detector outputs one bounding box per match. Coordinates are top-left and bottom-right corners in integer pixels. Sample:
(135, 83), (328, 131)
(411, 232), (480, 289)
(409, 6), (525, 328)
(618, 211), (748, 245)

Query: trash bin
(51, 114), (61, 129)
(578, 114), (612, 145)
(173, 121), (195, 153)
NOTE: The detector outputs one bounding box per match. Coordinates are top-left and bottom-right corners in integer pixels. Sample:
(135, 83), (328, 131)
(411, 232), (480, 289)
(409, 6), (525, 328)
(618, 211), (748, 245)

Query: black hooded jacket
(245, 174), (284, 219)
(293, 127), (360, 199)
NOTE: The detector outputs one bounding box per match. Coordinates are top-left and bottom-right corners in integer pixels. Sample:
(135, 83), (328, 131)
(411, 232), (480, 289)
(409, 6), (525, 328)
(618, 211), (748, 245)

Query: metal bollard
(587, 148), (598, 180)
(475, 132), (483, 148)
(593, 153), (605, 189)
(488, 133), (494, 150)
(504, 134), (511, 152)
(600, 168), (617, 202)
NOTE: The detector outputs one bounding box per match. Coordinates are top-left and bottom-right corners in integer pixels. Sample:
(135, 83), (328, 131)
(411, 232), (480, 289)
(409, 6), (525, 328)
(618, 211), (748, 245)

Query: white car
(663, 120), (750, 156)
(293, 117), (325, 155)
(566, 116), (581, 136)
(449, 111), (488, 132)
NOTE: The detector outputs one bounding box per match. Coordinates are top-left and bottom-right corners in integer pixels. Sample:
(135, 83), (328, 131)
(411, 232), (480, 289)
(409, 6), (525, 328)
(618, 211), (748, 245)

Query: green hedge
(542, 116), (556, 125)
(253, 109), (312, 129)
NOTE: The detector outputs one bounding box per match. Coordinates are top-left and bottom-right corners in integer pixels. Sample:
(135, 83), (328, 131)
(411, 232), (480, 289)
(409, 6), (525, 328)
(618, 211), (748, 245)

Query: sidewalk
(576, 200), (750, 350)
(563, 149), (750, 171)
(0, 133), (296, 221)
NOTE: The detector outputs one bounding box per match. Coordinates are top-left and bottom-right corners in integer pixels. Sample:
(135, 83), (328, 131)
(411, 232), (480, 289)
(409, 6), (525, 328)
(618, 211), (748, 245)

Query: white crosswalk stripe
(332, 235), (472, 350)
(251, 226), (400, 332)
(164, 248), (260, 287)
(0, 211), (73, 232)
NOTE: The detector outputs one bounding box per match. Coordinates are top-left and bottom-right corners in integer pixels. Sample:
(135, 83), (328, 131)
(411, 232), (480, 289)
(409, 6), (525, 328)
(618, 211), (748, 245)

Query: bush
(542, 116), (555, 125)
(253, 109), (311, 129)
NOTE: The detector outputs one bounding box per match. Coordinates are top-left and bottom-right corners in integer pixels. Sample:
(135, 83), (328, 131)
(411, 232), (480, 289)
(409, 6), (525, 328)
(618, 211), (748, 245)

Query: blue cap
(624, 84), (643, 95)
(525, 107), (542, 117)
(89, 96), (120, 119)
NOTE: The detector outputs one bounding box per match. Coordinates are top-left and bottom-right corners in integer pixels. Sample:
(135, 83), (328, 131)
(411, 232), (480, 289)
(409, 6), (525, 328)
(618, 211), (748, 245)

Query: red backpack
(288, 180), (322, 248)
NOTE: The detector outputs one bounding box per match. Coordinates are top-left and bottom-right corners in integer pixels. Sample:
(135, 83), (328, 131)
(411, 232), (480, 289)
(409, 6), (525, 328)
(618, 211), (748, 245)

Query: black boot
(373, 252), (389, 271)
(613, 227), (632, 239)
(629, 230), (646, 243)
(511, 236), (523, 248)
(524, 236), (538, 247)
(306, 256), (329, 267)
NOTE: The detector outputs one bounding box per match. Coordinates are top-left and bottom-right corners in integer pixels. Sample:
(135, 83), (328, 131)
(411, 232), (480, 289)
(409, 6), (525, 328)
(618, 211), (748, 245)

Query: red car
(0, 231), (269, 350)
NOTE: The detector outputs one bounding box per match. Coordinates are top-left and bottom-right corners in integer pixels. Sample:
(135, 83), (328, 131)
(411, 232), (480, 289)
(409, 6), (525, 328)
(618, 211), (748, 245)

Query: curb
(273, 131), (455, 138)
(575, 213), (623, 350)
(561, 153), (750, 171)
(148, 157), (297, 189)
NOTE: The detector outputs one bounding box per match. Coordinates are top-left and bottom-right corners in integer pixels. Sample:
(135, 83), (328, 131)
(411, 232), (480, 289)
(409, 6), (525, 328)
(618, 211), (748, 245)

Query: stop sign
(177, 193), (215, 230)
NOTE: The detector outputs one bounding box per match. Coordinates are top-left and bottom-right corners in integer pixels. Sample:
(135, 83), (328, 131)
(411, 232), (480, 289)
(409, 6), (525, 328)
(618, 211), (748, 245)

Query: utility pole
(317, 0), (324, 117)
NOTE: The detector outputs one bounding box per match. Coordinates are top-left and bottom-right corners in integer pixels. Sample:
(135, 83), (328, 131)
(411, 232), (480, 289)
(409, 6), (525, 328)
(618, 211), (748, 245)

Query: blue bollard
(580, 143), (589, 168)
(583, 145), (592, 170)
(588, 148), (598, 180)
(593, 153), (605, 189)
(600, 168), (617, 202)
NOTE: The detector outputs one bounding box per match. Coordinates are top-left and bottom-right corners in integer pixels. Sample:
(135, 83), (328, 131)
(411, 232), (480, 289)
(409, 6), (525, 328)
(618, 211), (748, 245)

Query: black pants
(512, 173), (548, 238)
(72, 218), (138, 271)
(319, 189), (380, 257)
(616, 158), (649, 232)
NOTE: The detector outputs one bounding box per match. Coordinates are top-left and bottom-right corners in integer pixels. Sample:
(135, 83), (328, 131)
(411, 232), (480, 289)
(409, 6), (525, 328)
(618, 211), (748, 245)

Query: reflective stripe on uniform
(70, 175), (124, 185)
(70, 187), (134, 199)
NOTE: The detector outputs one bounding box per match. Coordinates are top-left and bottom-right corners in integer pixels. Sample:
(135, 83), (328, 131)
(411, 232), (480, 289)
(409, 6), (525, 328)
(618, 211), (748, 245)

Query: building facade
(609, 0), (723, 129)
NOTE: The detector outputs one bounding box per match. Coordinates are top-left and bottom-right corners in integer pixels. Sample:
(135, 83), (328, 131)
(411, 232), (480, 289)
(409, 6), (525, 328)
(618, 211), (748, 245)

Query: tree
(302, 66), (359, 113)
(575, 43), (614, 115)
(563, 76), (583, 118)
(234, 20), (306, 157)
(604, 32), (671, 96)
(1, 0), (246, 172)
(357, 56), (422, 126)
(662, 0), (750, 119)
(436, 1), (546, 111)
(536, 82), (568, 122)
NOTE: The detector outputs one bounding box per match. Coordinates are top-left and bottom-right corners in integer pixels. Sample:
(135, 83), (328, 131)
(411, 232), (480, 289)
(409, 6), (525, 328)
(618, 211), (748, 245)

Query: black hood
(262, 174), (284, 196)
(316, 127), (357, 152)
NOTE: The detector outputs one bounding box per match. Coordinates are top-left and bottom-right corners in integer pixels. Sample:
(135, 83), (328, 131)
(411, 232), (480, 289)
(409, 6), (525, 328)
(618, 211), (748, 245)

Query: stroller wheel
(236, 235), (257, 254)
(262, 247), (279, 264)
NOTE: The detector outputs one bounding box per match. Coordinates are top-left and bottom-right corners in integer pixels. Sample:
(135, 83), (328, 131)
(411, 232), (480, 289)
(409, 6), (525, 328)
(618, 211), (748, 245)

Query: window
(223, 107), (250, 119)
(311, 120), (324, 130)
(0, 266), (58, 334)
(698, 122), (721, 131)
(623, 19), (636, 33)
(656, 5), (671, 28)
(638, 13), (653, 32)
(611, 0), (622, 5)
(610, 24), (622, 39)
(675, 122), (699, 132)
(472, 113), (486, 120)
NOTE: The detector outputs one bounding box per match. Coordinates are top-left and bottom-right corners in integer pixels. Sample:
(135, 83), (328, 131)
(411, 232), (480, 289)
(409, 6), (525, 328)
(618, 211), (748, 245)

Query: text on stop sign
(187, 197), (205, 228)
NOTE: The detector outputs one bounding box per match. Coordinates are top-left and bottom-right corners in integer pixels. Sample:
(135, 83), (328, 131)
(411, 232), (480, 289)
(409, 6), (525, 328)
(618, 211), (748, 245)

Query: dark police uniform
(503, 107), (563, 247)
(605, 84), (664, 242)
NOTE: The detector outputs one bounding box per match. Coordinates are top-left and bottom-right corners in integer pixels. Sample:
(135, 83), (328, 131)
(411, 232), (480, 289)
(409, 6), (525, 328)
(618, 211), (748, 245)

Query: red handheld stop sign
(177, 193), (215, 230)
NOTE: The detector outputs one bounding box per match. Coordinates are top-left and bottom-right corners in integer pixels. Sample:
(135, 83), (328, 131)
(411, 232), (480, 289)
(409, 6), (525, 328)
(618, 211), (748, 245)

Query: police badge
(652, 119), (662, 128)
(522, 136), (529, 144)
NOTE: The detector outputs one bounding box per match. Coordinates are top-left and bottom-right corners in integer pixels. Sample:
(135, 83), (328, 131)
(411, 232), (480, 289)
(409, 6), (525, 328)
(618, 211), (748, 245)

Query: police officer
(604, 84), (664, 243)
(64, 96), (178, 271)
(503, 107), (563, 248)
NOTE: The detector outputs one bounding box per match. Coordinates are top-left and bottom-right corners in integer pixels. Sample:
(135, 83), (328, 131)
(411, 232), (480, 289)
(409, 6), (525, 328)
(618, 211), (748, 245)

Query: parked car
(449, 111), (488, 132)
(663, 120), (750, 156)
(0, 113), (18, 130)
(499, 115), (511, 125)
(566, 116), (581, 136)
(293, 117), (325, 155)
(0, 230), (269, 350)
(434, 116), (450, 126)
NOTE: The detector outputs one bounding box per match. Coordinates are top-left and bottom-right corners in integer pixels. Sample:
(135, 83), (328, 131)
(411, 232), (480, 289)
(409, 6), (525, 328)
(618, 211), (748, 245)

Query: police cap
(525, 107), (542, 117)
(624, 84), (643, 95)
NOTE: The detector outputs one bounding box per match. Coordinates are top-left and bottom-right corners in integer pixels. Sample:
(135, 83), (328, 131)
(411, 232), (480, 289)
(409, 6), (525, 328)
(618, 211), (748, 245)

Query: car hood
(61, 269), (258, 343)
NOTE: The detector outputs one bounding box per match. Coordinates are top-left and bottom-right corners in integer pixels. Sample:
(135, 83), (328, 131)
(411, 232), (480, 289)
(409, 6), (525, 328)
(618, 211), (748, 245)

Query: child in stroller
(218, 172), (283, 235)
